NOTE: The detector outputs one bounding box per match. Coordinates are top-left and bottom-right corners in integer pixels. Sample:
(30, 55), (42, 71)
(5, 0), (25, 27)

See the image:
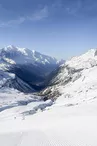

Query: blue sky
(0, 0), (97, 59)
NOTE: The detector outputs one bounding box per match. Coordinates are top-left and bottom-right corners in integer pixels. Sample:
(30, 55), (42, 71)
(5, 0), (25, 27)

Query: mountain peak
(83, 48), (96, 57)
(65, 48), (97, 70)
(32, 50), (35, 53)
(0, 45), (61, 70)
(3, 45), (28, 56)
(3, 45), (16, 51)
(0, 45), (60, 92)
(7, 45), (15, 48)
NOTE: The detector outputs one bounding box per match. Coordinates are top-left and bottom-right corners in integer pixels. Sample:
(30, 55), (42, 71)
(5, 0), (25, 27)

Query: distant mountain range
(0, 45), (65, 92)
(0, 46), (97, 107)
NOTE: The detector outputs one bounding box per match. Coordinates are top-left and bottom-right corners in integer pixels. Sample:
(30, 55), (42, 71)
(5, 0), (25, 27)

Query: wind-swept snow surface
(0, 97), (97, 146)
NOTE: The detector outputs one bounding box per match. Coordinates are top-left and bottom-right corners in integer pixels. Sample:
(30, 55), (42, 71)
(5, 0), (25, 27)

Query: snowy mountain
(0, 45), (62, 92)
(0, 45), (58, 66)
(0, 49), (97, 146)
(40, 49), (97, 102)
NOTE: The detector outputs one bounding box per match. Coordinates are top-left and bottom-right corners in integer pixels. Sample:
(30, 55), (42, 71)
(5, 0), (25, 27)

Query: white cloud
(0, 6), (48, 28)
(28, 6), (48, 21)
(0, 17), (25, 27)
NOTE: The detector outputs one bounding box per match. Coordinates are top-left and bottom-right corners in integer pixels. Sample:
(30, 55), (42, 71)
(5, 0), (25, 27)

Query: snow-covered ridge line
(66, 48), (97, 69)
(0, 45), (58, 65)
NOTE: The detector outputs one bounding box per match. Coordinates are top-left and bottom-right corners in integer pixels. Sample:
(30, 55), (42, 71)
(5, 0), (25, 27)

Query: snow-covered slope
(0, 88), (52, 115)
(0, 97), (97, 146)
(0, 86), (97, 146)
(0, 49), (97, 146)
(40, 49), (97, 101)
(66, 49), (97, 69)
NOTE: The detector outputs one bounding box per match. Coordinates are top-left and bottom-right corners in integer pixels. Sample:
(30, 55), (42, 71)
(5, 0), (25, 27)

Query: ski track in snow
(0, 98), (97, 146)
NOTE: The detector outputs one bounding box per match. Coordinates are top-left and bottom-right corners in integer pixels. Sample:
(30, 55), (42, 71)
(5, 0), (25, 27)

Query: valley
(0, 46), (97, 146)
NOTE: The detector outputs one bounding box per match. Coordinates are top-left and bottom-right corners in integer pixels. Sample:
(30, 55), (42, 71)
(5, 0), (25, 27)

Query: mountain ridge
(0, 45), (64, 93)
(39, 48), (97, 100)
